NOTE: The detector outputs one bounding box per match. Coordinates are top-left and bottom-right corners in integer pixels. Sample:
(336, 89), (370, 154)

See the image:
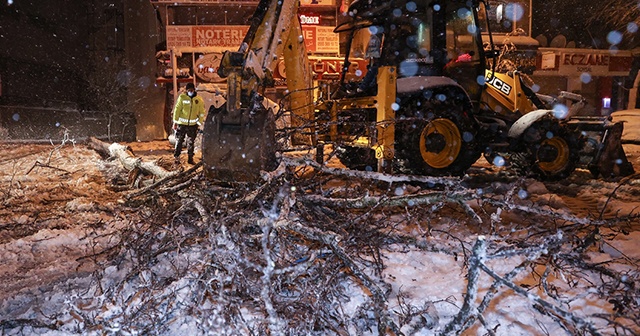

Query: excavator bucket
(201, 97), (278, 182)
(197, 0), (311, 182)
(590, 121), (635, 178)
(566, 117), (635, 178)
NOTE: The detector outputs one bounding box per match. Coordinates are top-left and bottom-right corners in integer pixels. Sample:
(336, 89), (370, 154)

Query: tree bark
(87, 137), (176, 180)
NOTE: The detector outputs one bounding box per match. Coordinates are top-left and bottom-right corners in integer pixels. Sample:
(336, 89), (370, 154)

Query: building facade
(0, 0), (164, 142)
(532, 48), (637, 114)
(481, 0), (637, 114)
(149, 0), (345, 136)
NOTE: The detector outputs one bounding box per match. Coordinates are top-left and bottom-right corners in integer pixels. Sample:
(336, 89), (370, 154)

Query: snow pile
(611, 109), (640, 143)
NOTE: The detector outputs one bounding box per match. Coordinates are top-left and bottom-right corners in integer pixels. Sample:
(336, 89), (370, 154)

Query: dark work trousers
(174, 124), (198, 159)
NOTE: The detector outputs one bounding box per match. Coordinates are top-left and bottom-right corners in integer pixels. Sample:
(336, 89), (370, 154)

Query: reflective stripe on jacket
(172, 93), (206, 126)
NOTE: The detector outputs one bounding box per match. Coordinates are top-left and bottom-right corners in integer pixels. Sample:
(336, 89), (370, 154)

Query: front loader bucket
(587, 121), (635, 178)
(201, 103), (278, 182)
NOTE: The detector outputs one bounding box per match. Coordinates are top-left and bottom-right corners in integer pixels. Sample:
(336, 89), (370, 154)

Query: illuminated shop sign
(193, 26), (248, 47)
(302, 26), (339, 53)
(152, 0), (259, 4)
(167, 25), (250, 49)
(562, 53), (610, 66)
(167, 25), (338, 53)
(274, 57), (368, 81)
(190, 56), (366, 83)
(559, 51), (631, 76)
(536, 48), (632, 77)
(300, 0), (336, 6)
(300, 15), (320, 25)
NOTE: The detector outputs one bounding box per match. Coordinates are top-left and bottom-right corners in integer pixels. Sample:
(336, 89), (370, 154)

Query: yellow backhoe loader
(201, 0), (634, 181)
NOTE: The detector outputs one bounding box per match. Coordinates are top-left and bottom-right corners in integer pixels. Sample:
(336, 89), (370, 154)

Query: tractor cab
(335, 0), (487, 102)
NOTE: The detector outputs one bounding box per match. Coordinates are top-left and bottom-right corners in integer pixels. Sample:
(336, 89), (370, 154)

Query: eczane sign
(535, 48), (633, 77)
(562, 53), (609, 74)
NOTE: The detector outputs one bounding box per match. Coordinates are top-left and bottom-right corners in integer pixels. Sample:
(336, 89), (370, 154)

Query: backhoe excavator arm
(202, 0), (313, 180)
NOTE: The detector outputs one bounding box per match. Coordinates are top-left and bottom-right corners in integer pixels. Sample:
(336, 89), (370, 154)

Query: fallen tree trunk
(87, 137), (176, 180)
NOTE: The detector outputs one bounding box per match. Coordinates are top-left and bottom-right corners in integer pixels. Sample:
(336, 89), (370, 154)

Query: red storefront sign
(536, 48), (633, 76)
(188, 54), (365, 84)
(302, 26), (339, 53)
(167, 25), (338, 53)
(167, 25), (250, 49)
(192, 26), (249, 47)
(273, 57), (368, 82)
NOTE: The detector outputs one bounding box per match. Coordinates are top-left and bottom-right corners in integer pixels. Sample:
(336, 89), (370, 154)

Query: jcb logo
(486, 76), (512, 96)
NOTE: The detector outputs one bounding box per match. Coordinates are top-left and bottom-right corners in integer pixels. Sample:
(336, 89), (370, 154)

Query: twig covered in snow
(478, 262), (603, 335)
(444, 227), (639, 335)
(599, 173), (640, 219)
(124, 161), (202, 200)
(281, 156), (462, 187)
(440, 237), (486, 335)
(483, 197), (614, 226)
(283, 221), (402, 335)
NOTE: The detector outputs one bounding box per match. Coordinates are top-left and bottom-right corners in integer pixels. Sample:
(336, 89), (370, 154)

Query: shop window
(221, 6), (256, 25)
(168, 6), (255, 26)
(105, 5), (124, 51)
(197, 7), (222, 25)
(482, 0), (530, 35)
(168, 6), (197, 25)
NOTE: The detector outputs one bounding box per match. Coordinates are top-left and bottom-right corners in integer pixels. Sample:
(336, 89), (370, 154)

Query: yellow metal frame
(283, 16), (314, 145)
(373, 66), (397, 166)
(482, 70), (537, 116)
(328, 96), (377, 143)
(325, 65), (397, 172)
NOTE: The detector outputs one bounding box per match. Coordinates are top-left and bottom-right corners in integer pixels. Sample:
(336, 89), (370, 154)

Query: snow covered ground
(0, 134), (639, 335)
(611, 109), (640, 143)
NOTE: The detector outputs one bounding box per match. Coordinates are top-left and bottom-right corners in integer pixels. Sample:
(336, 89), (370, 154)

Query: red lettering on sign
(302, 26), (316, 52)
(563, 53), (610, 66)
(192, 26), (249, 47)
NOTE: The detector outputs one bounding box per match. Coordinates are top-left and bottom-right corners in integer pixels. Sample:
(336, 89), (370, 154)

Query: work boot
(187, 157), (195, 165)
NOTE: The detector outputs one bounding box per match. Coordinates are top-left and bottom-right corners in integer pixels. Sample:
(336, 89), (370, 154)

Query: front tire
(520, 118), (581, 180)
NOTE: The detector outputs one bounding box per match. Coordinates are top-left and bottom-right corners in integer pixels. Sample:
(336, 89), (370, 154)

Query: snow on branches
(1, 141), (638, 335)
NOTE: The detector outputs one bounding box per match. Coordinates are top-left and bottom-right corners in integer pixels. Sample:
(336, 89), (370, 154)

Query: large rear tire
(395, 87), (481, 176)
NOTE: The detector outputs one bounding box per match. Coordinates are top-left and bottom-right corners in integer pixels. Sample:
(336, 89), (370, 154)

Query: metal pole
(172, 49), (178, 104)
(192, 52), (196, 88)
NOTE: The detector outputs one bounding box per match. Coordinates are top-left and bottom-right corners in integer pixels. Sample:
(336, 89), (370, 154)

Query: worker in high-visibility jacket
(172, 82), (205, 165)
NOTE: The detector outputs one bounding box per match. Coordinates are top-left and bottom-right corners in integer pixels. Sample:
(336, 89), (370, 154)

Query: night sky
(532, 0), (638, 49)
